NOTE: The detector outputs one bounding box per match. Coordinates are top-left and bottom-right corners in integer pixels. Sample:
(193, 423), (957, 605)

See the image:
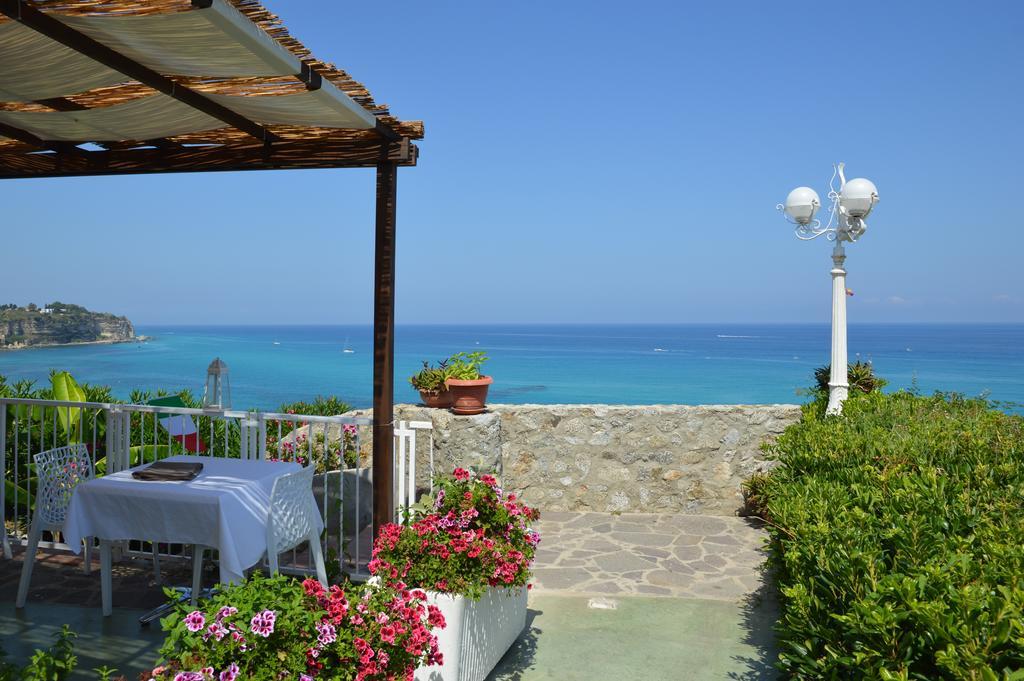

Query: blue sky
(2, 0), (1022, 325)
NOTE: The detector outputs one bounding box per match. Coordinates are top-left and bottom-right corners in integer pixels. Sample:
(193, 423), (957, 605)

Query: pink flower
(380, 625), (397, 644)
(316, 620), (337, 645)
(215, 606), (238, 621)
(427, 605), (446, 628)
(249, 609), (277, 637)
(303, 578), (325, 597)
(218, 664), (239, 681)
(206, 621), (229, 641)
(453, 467), (470, 481)
(173, 673), (204, 681)
(184, 611), (205, 633)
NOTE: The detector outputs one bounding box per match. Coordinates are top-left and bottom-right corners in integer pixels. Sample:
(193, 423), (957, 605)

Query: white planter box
(415, 586), (527, 681)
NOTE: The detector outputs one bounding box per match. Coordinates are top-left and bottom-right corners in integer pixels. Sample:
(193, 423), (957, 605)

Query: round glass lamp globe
(784, 186), (821, 225)
(839, 178), (879, 218)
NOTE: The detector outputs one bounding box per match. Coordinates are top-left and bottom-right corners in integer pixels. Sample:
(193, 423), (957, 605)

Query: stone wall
(356, 403), (802, 516)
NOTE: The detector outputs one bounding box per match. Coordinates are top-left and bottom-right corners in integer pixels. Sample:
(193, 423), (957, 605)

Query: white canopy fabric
(0, 0), (376, 142)
(0, 22), (126, 102)
(61, 4), (300, 78)
(0, 94), (221, 141)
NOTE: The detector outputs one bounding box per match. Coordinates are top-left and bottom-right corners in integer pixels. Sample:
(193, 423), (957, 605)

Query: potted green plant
(409, 359), (453, 408)
(444, 351), (492, 415)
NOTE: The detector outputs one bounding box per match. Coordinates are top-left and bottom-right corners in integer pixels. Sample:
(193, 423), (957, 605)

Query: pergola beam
(0, 138), (415, 179)
(0, 0), (280, 144)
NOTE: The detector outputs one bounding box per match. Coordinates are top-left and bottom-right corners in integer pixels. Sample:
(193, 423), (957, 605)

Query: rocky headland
(0, 303), (135, 349)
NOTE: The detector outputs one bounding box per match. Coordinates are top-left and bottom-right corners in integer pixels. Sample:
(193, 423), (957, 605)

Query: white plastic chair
(267, 465), (327, 586)
(16, 444), (94, 608)
(190, 465), (326, 601)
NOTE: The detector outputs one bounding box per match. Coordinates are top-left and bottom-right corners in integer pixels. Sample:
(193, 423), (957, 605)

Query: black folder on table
(131, 461), (204, 482)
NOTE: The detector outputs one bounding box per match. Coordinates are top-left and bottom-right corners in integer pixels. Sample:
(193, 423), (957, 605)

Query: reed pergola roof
(0, 0), (414, 533)
(0, 0), (423, 178)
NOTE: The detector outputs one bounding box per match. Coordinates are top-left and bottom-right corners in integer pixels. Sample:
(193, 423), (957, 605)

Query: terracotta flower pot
(418, 389), (453, 409)
(446, 375), (493, 415)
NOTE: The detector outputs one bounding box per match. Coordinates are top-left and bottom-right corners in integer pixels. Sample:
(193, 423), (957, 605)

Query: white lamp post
(202, 357), (231, 410)
(778, 163), (879, 415)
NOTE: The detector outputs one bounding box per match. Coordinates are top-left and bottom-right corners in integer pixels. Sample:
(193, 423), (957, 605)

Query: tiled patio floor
(1, 512), (778, 680)
(529, 511), (769, 601)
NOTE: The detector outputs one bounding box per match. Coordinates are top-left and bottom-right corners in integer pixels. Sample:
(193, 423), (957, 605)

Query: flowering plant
(266, 426), (358, 474)
(147, 573), (444, 681)
(370, 469), (540, 599)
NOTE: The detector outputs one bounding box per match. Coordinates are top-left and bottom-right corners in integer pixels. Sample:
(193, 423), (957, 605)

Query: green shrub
(813, 360), (888, 395)
(757, 391), (1024, 679)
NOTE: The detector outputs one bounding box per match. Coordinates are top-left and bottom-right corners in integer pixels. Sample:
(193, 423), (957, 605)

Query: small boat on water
(273, 341), (281, 345)
(342, 337), (354, 353)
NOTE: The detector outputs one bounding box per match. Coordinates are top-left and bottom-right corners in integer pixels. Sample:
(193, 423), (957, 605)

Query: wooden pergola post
(371, 160), (398, 536)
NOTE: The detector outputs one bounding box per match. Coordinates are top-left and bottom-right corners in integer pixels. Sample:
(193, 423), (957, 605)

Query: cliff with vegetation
(0, 302), (135, 349)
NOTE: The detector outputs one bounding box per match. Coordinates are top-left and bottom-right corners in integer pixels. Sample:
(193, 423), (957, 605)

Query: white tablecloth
(63, 455), (320, 584)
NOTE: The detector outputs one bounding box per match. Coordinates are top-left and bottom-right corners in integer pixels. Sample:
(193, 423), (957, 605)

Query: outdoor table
(63, 455), (318, 616)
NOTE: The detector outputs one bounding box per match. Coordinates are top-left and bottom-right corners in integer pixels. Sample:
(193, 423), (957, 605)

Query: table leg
(100, 540), (112, 617)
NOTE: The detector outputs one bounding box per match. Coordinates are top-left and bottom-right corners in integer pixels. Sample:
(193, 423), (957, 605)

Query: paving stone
(633, 546), (670, 560)
(647, 570), (698, 589)
(659, 558), (695, 575)
(703, 554), (728, 568)
(609, 532), (675, 547)
(702, 534), (741, 546)
(674, 516), (729, 535)
(532, 567), (594, 591)
(592, 551), (657, 573)
(672, 545), (703, 562)
(672, 534), (702, 546)
(563, 513), (613, 528)
(577, 539), (622, 554)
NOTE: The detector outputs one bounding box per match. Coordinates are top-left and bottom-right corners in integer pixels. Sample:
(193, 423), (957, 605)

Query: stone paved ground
(2, 512), (778, 680)
(529, 511), (769, 601)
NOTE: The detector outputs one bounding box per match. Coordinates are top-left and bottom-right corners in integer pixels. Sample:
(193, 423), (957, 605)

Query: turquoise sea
(0, 324), (1020, 410)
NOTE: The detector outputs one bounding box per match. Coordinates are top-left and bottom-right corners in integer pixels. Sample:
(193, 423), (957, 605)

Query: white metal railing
(1, 397), (433, 580)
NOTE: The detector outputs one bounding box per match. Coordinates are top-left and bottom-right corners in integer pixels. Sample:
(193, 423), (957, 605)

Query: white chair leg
(308, 533), (328, 587)
(2, 524), (12, 560)
(100, 540), (112, 617)
(267, 547), (279, 578)
(191, 546), (204, 606)
(152, 543), (162, 585)
(15, 517), (42, 608)
(82, 537), (93, 575)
